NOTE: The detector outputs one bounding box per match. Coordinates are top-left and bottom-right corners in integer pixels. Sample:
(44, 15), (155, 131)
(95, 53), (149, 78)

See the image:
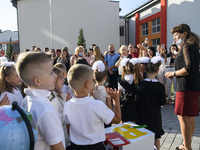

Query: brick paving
(160, 104), (200, 150)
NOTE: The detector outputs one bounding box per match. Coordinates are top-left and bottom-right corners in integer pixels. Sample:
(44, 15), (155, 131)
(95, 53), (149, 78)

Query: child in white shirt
(91, 60), (112, 109)
(16, 52), (65, 150)
(54, 63), (74, 97)
(49, 65), (71, 147)
(0, 62), (23, 105)
(63, 64), (121, 150)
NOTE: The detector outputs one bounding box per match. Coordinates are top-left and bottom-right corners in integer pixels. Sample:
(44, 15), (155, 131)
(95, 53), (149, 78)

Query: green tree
(77, 28), (87, 52)
(7, 37), (14, 59)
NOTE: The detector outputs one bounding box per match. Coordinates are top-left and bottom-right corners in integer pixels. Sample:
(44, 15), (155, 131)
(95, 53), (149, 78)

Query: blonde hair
(75, 46), (84, 56)
(54, 63), (67, 79)
(67, 64), (93, 91)
(0, 64), (16, 93)
(16, 52), (52, 87)
(93, 46), (104, 61)
(54, 63), (66, 72)
(119, 45), (128, 54)
(122, 62), (142, 86)
(52, 66), (64, 100)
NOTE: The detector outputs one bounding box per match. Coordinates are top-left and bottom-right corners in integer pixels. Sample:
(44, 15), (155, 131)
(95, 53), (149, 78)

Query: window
(152, 18), (160, 34)
(120, 26), (124, 36)
(142, 23), (148, 36)
(152, 38), (160, 50)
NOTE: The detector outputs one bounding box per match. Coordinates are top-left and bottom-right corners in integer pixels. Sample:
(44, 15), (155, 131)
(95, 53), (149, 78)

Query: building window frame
(120, 26), (124, 36)
(152, 18), (160, 34)
(141, 22), (148, 37)
(152, 38), (160, 50)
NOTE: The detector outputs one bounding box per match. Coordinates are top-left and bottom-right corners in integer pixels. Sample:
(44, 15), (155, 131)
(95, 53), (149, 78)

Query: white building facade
(121, 0), (200, 51)
(14, 0), (120, 53)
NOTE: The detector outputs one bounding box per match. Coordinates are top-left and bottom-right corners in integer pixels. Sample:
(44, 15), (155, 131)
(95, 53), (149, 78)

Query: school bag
(118, 78), (140, 122)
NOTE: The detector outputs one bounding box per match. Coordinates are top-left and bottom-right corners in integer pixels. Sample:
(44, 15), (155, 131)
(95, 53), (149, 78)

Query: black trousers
(68, 141), (106, 150)
(107, 71), (119, 90)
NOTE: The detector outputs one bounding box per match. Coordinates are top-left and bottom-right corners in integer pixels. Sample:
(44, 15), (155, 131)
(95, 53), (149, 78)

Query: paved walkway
(160, 104), (200, 150)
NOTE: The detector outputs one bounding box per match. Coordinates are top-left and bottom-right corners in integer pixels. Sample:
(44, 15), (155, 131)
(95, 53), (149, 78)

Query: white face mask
(176, 34), (185, 46)
(176, 38), (184, 46)
(173, 51), (178, 55)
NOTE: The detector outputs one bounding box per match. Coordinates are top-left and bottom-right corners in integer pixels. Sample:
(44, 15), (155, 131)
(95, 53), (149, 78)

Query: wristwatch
(173, 71), (176, 77)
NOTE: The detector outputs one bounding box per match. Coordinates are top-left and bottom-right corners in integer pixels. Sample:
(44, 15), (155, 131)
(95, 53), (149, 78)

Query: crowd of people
(0, 23), (199, 150)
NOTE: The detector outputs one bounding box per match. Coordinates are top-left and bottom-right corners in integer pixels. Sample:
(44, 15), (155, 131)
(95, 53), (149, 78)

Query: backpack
(118, 78), (140, 103)
(118, 78), (140, 122)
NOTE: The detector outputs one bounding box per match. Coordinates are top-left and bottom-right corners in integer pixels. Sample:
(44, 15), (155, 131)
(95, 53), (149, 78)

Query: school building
(11, 0), (120, 53)
(11, 0), (200, 52)
(120, 0), (200, 51)
(0, 30), (19, 53)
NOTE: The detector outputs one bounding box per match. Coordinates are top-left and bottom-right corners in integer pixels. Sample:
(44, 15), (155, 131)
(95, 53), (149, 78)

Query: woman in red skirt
(165, 24), (200, 150)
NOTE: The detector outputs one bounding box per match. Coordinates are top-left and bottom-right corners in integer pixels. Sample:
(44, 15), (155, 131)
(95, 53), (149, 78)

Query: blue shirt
(104, 53), (120, 71)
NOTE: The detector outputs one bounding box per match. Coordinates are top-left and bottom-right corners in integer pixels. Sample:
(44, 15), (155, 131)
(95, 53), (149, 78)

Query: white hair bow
(0, 57), (8, 63)
(138, 57), (150, 64)
(1, 62), (15, 67)
(92, 60), (105, 72)
(151, 56), (164, 64)
(129, 58), (140, 65)
(120, 58), (130, 67)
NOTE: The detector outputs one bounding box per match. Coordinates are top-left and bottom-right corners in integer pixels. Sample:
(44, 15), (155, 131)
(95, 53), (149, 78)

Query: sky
(0, 0), (148, 32)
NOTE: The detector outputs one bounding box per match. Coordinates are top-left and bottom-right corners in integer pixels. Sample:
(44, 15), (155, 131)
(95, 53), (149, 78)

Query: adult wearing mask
(70, 46), (85, 66)
(165, 24), (200, 150)
(104, 44), (120, 89)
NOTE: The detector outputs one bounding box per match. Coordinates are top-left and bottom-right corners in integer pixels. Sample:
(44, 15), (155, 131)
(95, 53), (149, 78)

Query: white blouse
(0, 88), (23, 106)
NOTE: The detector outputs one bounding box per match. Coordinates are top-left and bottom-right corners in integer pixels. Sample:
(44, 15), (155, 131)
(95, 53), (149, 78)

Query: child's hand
(105, 88), (118, 101)
(66, 93), (72, 102)
(0, 94), (10, 106)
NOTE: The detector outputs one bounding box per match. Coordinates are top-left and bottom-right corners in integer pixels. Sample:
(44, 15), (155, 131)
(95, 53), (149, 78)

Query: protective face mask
(78, 52), (83, 57)
(176, 37), (184, 46)
(110, 50), (115, 54)
(173, 51), (178, 55)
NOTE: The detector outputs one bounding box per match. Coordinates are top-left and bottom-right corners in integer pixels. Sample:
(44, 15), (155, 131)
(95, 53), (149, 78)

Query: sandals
(175, 144), (184, 150)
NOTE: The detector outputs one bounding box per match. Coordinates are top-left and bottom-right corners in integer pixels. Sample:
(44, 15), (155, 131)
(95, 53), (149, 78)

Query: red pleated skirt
(175, 91), (200, 116)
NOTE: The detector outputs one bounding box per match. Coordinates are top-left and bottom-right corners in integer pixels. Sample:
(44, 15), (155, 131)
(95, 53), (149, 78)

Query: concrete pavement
(160, 104), (200, 150)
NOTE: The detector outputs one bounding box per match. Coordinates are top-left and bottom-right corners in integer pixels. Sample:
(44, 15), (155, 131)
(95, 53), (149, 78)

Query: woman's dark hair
(76, 58), (90, 66)
(148, 47), (155, 57)
(145, 61), (161, 73)
(62, 46), (69, 58)
(24, 49), (30, 52)
(169, 44), (178, 53)
(10, 51), (18, 61)
(171, 24), (199, 49)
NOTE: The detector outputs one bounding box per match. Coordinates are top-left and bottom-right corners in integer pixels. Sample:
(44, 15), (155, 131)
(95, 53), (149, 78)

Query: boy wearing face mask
(104, 44), (120, 90)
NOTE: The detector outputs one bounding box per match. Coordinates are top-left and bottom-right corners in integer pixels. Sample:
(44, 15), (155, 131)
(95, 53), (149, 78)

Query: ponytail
(133, 64), (142, 86)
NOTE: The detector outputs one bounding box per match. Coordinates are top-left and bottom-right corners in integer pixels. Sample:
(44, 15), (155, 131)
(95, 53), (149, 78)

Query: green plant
(77, 28), (87, 53)
(7, 37), (14, 59)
